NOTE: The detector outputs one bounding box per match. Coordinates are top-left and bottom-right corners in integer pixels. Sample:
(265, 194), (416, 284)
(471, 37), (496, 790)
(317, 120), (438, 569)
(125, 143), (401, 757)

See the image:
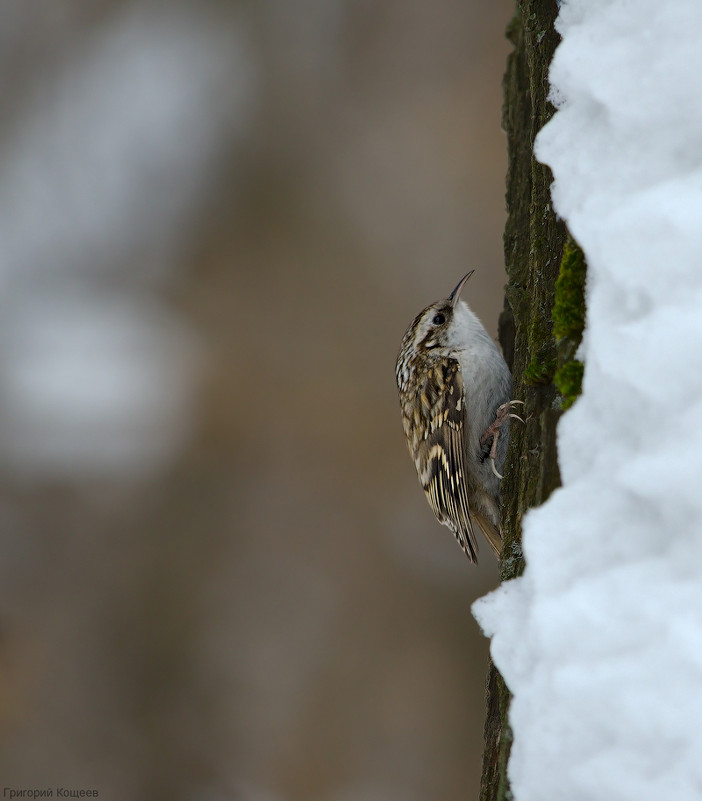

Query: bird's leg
(480, 401), (525, 479)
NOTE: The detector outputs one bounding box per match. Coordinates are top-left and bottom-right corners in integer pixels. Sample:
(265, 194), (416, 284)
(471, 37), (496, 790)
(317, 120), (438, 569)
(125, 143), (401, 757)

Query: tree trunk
(479, 2), (571, 798)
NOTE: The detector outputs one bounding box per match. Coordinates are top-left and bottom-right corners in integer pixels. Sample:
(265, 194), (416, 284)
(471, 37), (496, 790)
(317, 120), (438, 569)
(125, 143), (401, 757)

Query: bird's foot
(480, 401), (525, 479)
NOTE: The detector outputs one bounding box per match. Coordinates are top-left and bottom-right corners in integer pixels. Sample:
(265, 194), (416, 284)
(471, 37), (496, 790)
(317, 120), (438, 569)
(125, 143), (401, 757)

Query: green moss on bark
(552, 236), (587, 409)
(553, 239), (587, 342)
(523, 353), (557, 385)
(554, 360), (584, 408)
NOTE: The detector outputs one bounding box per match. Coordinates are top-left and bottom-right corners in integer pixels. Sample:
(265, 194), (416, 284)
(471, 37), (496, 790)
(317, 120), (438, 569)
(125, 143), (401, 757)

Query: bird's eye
(432, 313), (446, 325)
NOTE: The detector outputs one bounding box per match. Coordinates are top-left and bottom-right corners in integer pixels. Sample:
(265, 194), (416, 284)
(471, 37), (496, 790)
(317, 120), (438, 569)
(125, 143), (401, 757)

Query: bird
(395, 271), (520, 563)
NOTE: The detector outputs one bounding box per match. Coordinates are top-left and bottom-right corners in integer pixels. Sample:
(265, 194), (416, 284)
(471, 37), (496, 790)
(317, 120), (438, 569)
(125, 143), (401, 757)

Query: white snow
(473, 2), (702, 799)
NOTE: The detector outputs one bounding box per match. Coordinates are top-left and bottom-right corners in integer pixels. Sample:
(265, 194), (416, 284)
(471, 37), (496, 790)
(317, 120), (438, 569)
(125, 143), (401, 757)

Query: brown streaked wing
(414, 358), (478, 562)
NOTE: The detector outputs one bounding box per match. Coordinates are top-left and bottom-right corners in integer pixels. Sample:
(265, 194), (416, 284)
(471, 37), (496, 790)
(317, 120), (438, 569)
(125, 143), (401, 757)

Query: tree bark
(479, 2), (567, 799)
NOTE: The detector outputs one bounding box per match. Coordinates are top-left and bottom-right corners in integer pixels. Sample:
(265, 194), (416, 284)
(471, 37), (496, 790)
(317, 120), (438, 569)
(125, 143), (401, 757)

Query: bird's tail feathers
(473, 513), (502, 559)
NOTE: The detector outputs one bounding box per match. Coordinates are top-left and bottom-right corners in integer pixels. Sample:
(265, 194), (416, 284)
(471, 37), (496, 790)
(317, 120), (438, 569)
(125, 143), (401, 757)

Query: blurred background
(0, 1), (512, 799)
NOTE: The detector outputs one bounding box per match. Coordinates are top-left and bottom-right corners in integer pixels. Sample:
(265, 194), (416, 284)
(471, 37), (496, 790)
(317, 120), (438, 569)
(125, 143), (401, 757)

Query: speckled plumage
(395, 272), (512, 563)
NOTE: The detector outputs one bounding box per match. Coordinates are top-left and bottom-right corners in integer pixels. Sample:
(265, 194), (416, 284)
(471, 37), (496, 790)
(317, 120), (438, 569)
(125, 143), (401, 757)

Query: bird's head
(400, 270), (475, 357)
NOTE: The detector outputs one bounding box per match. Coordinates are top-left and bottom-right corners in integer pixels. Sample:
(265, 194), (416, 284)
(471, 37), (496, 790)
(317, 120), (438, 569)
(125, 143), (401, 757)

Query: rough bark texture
(479, 2), (566, 799)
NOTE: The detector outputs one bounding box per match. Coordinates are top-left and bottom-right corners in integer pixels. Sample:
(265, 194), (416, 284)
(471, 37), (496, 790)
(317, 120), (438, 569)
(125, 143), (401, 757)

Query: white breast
(450, 301), (512, 451)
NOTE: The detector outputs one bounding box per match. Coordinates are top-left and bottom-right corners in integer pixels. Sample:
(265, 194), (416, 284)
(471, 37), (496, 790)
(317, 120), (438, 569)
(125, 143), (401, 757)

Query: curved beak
(448, 270), (475, 308)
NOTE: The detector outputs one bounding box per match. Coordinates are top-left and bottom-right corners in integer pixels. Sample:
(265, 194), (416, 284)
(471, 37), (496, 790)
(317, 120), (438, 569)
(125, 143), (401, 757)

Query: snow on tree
(475, 1), (702, 799)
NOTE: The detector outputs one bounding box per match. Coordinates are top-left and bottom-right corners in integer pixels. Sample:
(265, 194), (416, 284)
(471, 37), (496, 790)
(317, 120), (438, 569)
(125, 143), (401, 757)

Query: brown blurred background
(0, 2), (512, 799)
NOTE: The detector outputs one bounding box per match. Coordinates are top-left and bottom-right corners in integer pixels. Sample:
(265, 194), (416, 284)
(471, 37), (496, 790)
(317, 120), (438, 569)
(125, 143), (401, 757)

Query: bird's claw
(481, 400), (525, 481)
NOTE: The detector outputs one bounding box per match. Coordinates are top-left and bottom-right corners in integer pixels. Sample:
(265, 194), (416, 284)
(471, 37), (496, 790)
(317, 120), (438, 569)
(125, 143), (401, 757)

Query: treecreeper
(395, 272), (521, 563)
